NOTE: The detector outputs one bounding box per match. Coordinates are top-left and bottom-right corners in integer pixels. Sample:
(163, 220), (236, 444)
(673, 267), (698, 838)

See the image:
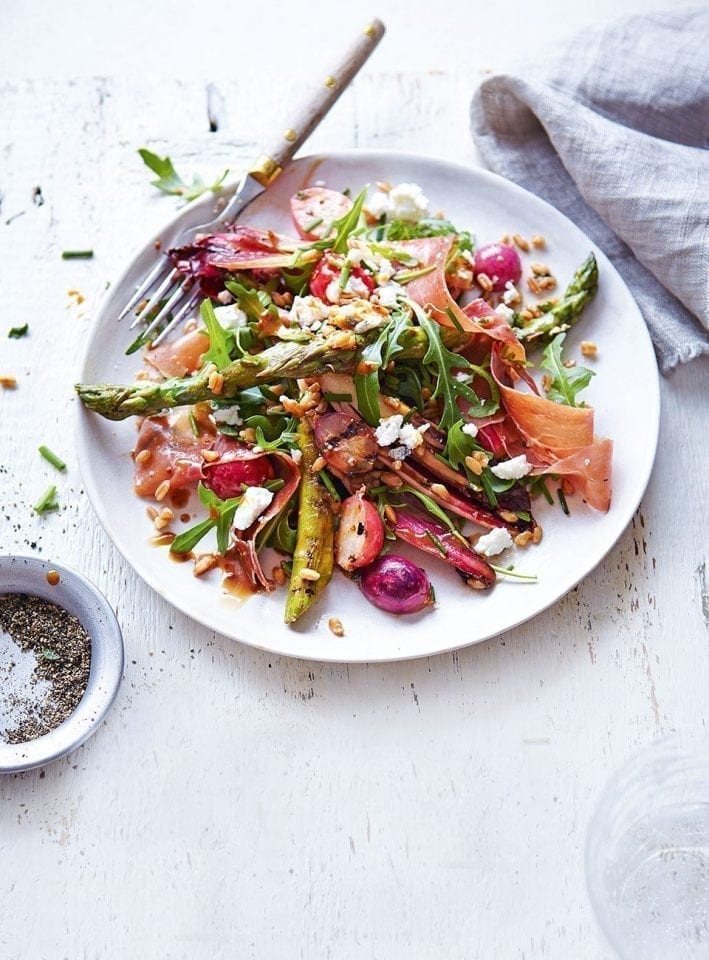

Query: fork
(120, 18), (385, 349)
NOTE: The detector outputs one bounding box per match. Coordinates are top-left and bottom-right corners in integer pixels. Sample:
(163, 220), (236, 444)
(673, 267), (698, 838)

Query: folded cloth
(470, 6), (709, 374)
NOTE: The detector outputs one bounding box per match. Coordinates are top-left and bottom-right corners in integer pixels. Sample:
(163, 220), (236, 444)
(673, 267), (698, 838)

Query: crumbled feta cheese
(232, 486), (274, 531)
(376, 281), (406, 307)
(495, 303), (516, 324)
(216, 290), (234, 305)
(214, 304), (248, 329)
(490, 454), (532, 480)
(211, 403), (242, 426)
(375, 414), (428, 454)
(398, 421), (429, 451)
(366, 191), (391, 220)
(474, 527), (514, 557)
(388, 183), (429, 222)
(346, 247), (364, 266)
(461, 422), (478, 438)
(502, 281), (520, 306)
(389, 446), (408, 461)
(290, 295), (330, 330)
(354, 313), (388, 334)
(345, 275), (371, 298)
(365, 183), (429, 223)
(290, 448), (303, 464)
(375, 414), (404, 447)
(325, 280), (341, 305)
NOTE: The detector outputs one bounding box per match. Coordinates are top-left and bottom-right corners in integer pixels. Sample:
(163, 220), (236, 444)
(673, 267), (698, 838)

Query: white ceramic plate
(76, 150), (660, 662)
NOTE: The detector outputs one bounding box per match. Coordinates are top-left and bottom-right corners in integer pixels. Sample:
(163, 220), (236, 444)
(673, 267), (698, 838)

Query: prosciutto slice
(398, 237), (524, 356)
(145, 329), (210, 378)
(133, 409), (215, 497)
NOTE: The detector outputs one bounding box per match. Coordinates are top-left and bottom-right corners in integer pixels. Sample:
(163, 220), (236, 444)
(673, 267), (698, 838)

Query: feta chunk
(290, 295), (330, 330)
(490, 454), (532, 480)
(474, 527), (514, 557)
(232, 486), (274, 531)
(211, 403), (242, 426)
(366, 191), (391, 219)
(374, 414), (404, 447)
(345, 275), (371, 298)
(398, 421), (429, 451)
(376, 281), (406, 307)
(461, 422), (478, 438)
(374, 414), (428, 455)
(388, 183), (429, 222)
(495, 303), (516, 324)
(365, 182), (430, 223)
(214, 304), (248, 329)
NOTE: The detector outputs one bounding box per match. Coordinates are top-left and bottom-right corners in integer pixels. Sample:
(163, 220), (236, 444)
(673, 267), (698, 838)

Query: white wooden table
(1, 3), (708, 957)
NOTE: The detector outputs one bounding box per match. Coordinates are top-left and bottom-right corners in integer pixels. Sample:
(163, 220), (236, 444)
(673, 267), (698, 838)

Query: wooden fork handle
(248, 18), (385, 185)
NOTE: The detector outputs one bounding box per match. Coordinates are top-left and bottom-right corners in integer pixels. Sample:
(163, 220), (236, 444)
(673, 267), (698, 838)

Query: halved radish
(335, 491), (385, 572)
(290, 187), (352, 240)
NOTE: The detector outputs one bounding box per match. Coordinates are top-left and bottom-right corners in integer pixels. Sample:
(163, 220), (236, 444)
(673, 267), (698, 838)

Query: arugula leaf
(303, 186), (368, 255)
(354, 312), (412, 426)
(138, 148), (228, 202)
(224, 279), (278, 324)
(413, 305), (499, 429)
(245, 416), (298, 452)
(541, 333), (594, 407)
(444, 420), (481, 469)
(377, 218), (474, 253)
(171, 482), (244, 555)
(200, 299), (234, 370)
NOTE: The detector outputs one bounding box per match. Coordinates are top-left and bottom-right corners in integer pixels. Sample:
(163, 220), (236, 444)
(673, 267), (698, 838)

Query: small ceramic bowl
(0, 555), (124, 774)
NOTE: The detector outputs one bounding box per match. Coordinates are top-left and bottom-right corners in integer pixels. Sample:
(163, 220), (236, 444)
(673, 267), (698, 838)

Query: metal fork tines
(118, 170), (267, 347)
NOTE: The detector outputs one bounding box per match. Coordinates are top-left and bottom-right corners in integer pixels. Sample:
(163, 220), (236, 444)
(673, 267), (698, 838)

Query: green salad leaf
(540, 333), (594, 407)
(138, 148), (228, 202)
(200, 299), (235, 371)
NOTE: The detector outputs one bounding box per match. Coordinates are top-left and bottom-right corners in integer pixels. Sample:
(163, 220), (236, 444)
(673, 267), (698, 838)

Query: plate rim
(74, 148), (661, 663)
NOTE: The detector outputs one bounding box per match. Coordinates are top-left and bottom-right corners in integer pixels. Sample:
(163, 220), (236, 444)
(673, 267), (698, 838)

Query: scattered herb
(489, 564), (538, 581)
(557, 487), (570, 516)
(138, 148), (228, 203)
(38, 445), (66, 471)
(61, 250), (94, 260)
(33, 485), (59, 515)
(8, 324), (28, 339)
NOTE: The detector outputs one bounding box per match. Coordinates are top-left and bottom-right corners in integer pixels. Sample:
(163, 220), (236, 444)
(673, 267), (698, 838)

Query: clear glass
(586, 735), (709, 959)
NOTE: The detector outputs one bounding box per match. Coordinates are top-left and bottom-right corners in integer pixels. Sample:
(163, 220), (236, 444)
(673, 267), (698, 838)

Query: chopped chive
(479, 471), (498, 508)
(318, 469), (341, 502)
(368, 484), (387, 495)
(323, 391), (353, 403)
(537, 478), (553, 505)
(61, 249), (94, 260)
(425, 530), (448, 556)
(342, 187), (351, 197)
(429, 583), (437, 604)
(516, 510), (531, 522)
(188, 410), (200, 438)
(557, 487), (570, 515)
(304, 217), (323, 232)
(33, 485), (59, 515)
(281, 559), (294, 576)
(265, 478), (285, 492)
(393, 263), (437, 284)
(8, 323), (28, 339)
(338, 262), (351, 289)
(444, 306), (465, 333)
(489, 563), (538, 582)
(38, 445), (66, 471)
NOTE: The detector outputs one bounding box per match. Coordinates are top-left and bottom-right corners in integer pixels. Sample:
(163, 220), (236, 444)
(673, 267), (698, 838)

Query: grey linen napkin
(470, 6), (709, 374)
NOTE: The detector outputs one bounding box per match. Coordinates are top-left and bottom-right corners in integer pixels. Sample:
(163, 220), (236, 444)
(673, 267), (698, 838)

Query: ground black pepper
(0, 593), (91, 744)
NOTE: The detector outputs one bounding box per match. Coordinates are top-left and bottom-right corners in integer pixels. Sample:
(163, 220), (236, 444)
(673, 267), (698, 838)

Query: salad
(77, 181), (611, 625)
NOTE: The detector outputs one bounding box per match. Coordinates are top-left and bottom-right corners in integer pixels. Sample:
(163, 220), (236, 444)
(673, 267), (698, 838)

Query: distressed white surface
(1, 45), (708, 960)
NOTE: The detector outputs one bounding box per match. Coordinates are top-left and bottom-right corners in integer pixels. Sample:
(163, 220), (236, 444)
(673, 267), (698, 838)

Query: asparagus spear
(76, 326), (469, 421)
(284, 419), (335, 624)
(516, 253), (598, 343)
